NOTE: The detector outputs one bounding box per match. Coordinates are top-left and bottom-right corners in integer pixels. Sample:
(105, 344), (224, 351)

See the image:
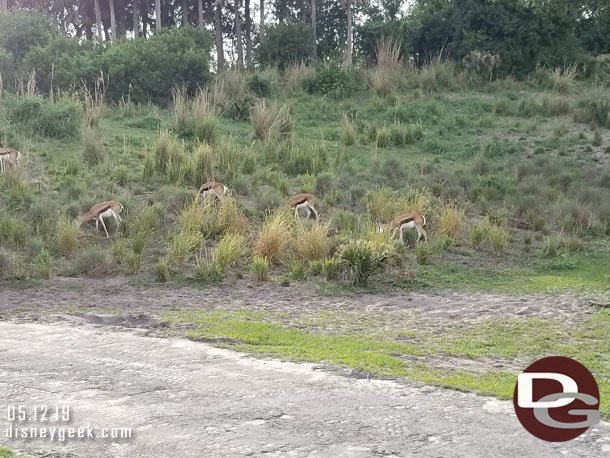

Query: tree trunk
(0, 0), (7, 11)
(215, 0), (225, 72)
(198, 0), (204, 31)
(259, 0), (265, 43)
(345, 0), (352, 67)
(155, 0), (161, 31)
(109, 0), (117, 43)
(142, 0), (148, 36)
(245, 0), (252, 68)
(133, 0), (139, 36)
(94, 0), (103, 41)
(311, 0), (316, 61)
(182, 0), (188, 26)
(235, 0), (243, 69)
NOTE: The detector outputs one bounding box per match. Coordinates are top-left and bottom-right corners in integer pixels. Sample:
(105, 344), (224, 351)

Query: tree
(109, 0), (117, 43)
(155, 0), (161, 31)
(133, 0), (139, 36)
(311, 0), (316, 60)
(1, 0), (7, 11)
(343, 0), (367, 66)
(245, 0), (252, 67)
(198, 0), (204, 30)
(182, 0), (188, 25)
(235, 0), (243, 68)
(215, 0), (224, 70)
(94, 0), (104, 40)
(259, 0), (265, 42)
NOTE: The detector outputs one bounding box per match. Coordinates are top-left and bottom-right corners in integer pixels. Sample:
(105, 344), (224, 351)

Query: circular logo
(513, 356), (600, 442)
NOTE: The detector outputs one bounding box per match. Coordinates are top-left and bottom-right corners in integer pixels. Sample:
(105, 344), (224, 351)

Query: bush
(34, 248), (53, 279)
(340, 240), (390, 287)
(470, 222), (487, 249)
(322, 258), (341, 281)
(250, 256), (269, 281)
(102, 27), (213, 103)
(487, 225), (510, 256)
(256, 22), (311, 69)
(247, 73), (272, 97)
(215, 233), (246, 273)
(289, 260), (307, 280)
(75, 246), (114, 277)
(194, 251), (224, 284)
(152, 260), (170, 282)
(3, 95), (81, 139)
(167, 231), (202, 266)
(125, 252), (142, 275)
(255, 213), (290, 265)
(306, 64), (353, 99)
(438, 205), (465, 239)
(56, 219), (80, 256)
(0, 215), (28, 248)
(293, 222), (330, 262)
(82, 127), (106, 165)
(341, 115), (356, 146)
(415, 243), (431, 265)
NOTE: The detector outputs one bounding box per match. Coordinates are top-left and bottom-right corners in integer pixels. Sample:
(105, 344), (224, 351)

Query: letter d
(518, 372), (578, 408)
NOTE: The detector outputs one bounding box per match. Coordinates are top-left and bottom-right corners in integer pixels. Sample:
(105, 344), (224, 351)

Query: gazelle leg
(98, 215), (109, 238)
(95, 220), (99, 230)
(294, 207), (299, 219)
(399, 227), (404, 244)
(112, 210), (120, 231)
(308, 203), (318, 219)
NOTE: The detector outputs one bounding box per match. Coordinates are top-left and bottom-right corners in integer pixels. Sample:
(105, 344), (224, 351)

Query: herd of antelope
(1, 147), (427, 243)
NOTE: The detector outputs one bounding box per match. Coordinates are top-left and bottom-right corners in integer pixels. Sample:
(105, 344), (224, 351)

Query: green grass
(163, 307), (610, 418)
(409, 253), (610, 294)
(0, 447), (28, 458)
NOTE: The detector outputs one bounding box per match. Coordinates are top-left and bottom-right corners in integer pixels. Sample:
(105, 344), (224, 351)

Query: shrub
(247, 73), (272, 97)
(167, 231), (202, 266)
(0, 215), (28, 248)
(82, 127), (106, 165)
(131, 231), (149, 255)
(34, 248), (53, 279)
(542, 95), (570, 116)
(487, 225), (510, 256)
(250, 256), (269, 281)
(3, 95), (81, 139)
(132, 203), (164, 234)
(470, 222), (488, 249)
(215, 233), (246, 273)
(75, 246), (114, 277)
(152, 260), (170, 282)
(251, 100), (291, 141)
(255, 213), (290, 265)
(550, 66), (577, 94)
(56, 219), (80, 256)
(194, 251), (224, 284)
(340, 240), (390, 287)
(195, 117), (217, 144)
(306, 64), (353, 99)
(322, 257), (341, 281)
(341, 115), (356, 146)
(191, 143), (214, 186)
(289, 260), (307, 280)
(415, 243), (430, 265)
(293, 222), (330, 262)
(575, 95), (610, 127)
(308, 260), (324, 276)
(540, 236), (561, 257)
(334, 210), (361, 234)
(256, 22), (311, 69)
(438, 205), (465, 239)
(375, 127), (391, 148)
(125, 252), (142, 275)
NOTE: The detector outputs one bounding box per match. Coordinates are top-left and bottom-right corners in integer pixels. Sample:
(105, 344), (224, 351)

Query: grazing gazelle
(78, 201), (124, 238)
(379, 212), (427, 243)
(0, 147), (22, 173)
(197, 181), (228, 201)
(287, 193), (319, 219)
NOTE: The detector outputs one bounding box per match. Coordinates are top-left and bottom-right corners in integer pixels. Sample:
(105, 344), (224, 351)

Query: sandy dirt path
(0, 321), (609, 458)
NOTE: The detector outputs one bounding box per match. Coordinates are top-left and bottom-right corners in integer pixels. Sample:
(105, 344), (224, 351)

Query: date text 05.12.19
(6, 405), (70, 422)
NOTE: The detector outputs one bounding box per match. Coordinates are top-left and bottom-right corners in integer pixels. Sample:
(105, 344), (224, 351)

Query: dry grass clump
(83, 73), (106, 128)
(340, 115), (356, 146)
(191, 143), (214, 186)
(255, 212), (291, 265)
(550, 65), (577, 94)
(251, 100), (292, 141)
(56, 218), (81, 256)
(438, 205), (465, 239)
(368, 39), (402, 97)
(293, 222), (331, 262)
(75, 246), (114, 277)
(284, 62), (315, 94)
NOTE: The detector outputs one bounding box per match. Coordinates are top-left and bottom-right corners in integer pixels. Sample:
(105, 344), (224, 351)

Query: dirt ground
(0, 278), (608, 457)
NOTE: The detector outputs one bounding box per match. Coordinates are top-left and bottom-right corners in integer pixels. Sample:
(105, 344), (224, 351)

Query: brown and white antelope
(197, 181), (228, 201)
(287, 193), (319, 219)
(379, 212), (427, 243)
(77, 201), (124, 238)
(0, 147), (22, 173)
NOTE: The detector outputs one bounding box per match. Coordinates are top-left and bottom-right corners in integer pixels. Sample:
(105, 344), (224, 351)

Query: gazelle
(287, 193), (319, 219)
(378, 212), (427, 243)
(78, 201), (124, 238)
(197, 181), (228, 201)
(0, 147), (22, 173)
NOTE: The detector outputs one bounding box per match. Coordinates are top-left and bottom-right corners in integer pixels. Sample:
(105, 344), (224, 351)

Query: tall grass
(251, 100), (292, 141)
(255, 212), (291, 264)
